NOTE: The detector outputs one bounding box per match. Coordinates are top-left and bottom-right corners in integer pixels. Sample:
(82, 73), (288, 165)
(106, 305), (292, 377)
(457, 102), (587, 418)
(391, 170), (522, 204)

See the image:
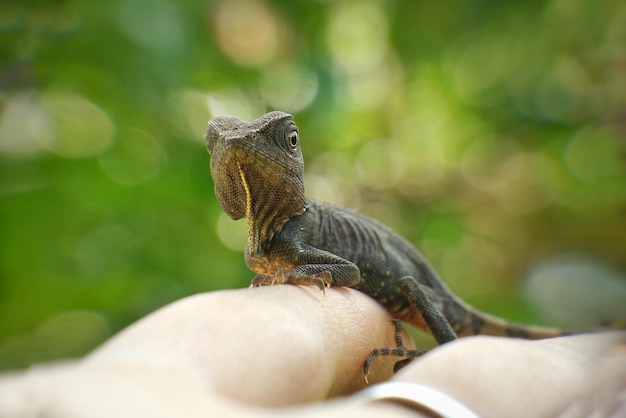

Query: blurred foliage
(1, 0), (625, 371)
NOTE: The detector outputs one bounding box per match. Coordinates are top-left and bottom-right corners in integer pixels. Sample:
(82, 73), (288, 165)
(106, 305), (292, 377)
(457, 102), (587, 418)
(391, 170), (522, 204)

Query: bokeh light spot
(564, 126), (624, 182)
(99, 128), (168, 187)
(169, 90), (213, 143)
(497, 153), (559, 215)
(460, 139), (523, 192)
(346, 56), (402, 111)
(260, 65), (318, 113)
(40, 92), (114, 159)
(355, 139), (406, 190)
(34, 310), (112, 361)
(212, 0), (282, 67)
(207, 90), (264, 122)
(216, 212), (247, 252)
(116, 0), (187, 56)
(524, 256), (626, 328)
(534, 57), (589, 123)
(0, 93), (51, 156)
(325, 2), (397, 110)
(306, 151), (360, 208)
(326, 2), (389, 75)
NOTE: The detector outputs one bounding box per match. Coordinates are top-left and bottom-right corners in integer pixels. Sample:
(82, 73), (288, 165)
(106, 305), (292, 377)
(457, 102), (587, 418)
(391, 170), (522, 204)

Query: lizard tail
(413, 274), (567, 340)
(440, 295), (566, 339)
(412, 269), (567, 340)
(463, 308), (565, 339)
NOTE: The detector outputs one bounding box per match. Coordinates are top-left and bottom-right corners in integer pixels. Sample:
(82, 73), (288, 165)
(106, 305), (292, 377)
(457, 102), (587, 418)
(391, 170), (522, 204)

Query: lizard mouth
(206, 116), (247, 154)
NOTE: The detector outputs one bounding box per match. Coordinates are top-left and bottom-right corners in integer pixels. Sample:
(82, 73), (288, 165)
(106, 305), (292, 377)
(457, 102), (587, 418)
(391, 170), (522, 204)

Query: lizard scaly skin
(205, 111), (563, 373)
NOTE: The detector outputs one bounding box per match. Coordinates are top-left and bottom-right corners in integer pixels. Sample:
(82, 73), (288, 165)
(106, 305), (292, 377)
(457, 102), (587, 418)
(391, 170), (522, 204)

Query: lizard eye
(287, 131), (298, 150)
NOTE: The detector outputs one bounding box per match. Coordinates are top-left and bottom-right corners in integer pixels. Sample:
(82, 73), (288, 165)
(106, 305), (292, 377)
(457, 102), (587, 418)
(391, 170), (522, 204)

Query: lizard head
(206, 111), (306, 228)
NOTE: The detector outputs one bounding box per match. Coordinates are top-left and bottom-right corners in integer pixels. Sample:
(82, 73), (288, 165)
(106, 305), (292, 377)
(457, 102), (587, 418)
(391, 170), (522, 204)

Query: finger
(0, 362), (236, 418)
(391, 331), (626, 418)
(83, 286), (415, 406)
(0, 360), (418, 418)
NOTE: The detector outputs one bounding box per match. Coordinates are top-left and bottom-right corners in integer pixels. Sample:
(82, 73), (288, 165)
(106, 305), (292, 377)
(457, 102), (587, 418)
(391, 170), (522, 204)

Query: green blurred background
(1, 0), (625, 371)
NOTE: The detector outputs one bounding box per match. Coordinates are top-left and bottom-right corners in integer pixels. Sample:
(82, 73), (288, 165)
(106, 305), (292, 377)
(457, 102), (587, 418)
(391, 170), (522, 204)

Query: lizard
(205, 110), (564, 377)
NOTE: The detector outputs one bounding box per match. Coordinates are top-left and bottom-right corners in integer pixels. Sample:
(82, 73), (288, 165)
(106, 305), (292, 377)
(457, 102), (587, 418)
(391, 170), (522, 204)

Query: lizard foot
(363, 319), (426, 383)
(249, 274), (274, 287)
(250, 269), (331, 293)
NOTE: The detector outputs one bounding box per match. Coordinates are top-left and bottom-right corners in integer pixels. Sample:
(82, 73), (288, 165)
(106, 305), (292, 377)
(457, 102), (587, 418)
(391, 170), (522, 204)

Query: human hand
(391, 330), (626, 417)
(0, 285), (624, 418)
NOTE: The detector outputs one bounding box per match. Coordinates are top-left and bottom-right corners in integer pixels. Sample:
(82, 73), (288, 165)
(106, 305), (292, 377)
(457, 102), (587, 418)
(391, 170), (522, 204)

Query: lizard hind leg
(362, 276), (460, 382)
(363, 319), (426, 383)
(399, 276), (458, 345)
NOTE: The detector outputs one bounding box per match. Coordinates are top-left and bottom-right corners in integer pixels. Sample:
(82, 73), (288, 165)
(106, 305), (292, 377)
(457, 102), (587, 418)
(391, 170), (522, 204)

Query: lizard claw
(250, 274), (274, 287)
(281, 270), (332, 293)
(305, 271), (332, 293)
(311, 276), (326, 294)
(272, 267), (286, 285)
(251, 269), (333, 294)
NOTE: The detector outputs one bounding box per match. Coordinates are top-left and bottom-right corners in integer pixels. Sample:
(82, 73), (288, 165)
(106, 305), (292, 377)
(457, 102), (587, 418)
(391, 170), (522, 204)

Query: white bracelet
(354, 382), (480, 418)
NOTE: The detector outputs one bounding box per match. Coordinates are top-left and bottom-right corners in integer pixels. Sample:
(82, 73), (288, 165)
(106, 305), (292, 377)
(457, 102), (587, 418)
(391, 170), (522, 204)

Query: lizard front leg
(249, 244), (362, 291)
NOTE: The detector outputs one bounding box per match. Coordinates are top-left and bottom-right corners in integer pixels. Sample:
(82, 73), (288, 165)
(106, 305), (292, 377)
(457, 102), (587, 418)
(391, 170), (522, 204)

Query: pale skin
(0, 285), (624, 418)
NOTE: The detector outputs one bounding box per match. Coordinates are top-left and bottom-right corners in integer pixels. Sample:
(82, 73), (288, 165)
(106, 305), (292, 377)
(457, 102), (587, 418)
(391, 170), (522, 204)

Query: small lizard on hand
(205, 111), (563, 379)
